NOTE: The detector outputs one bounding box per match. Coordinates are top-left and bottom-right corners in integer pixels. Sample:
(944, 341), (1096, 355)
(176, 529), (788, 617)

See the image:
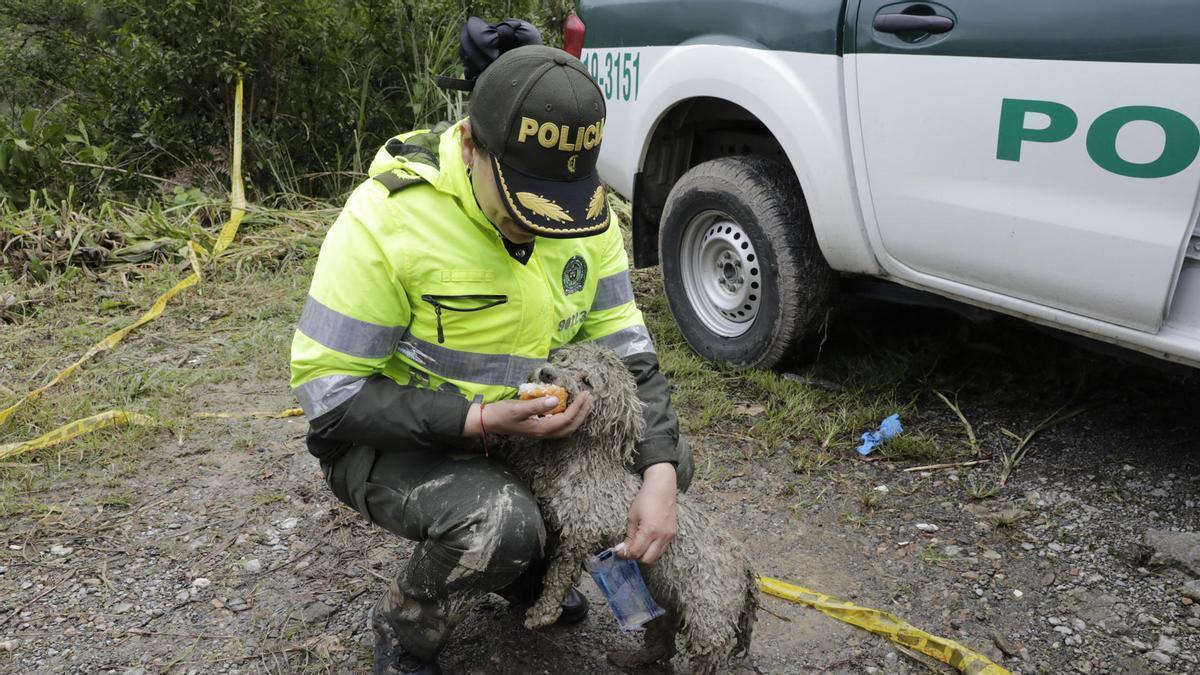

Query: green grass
(0, 196), (330, 522)
(635, 271), (967, 491)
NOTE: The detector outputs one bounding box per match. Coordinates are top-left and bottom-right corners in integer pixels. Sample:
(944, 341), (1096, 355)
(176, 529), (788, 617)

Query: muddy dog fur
(496, 343), (757, 674)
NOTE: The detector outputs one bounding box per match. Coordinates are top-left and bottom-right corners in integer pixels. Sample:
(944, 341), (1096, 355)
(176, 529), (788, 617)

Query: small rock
(916, 523), (939, 533)
(279, 517), (299, 530)
(50, 545), (74, 556)
(0, 640), (18, 651)
(1071, 618), (1086, 631)
(1143, 529), (1200, 576)
(243, 559), (262, 573)
(1123, 637), (1149, 651)
(227, 597), (251, 612)
(1156, 635), (1180, 655)
(1145, 651), (1171, 666)
(175, 589), (190, 602)
(982, 550), (1002, 561)
(1013, 589), (1024, 598)
(992, 632), (1019, 658)
(943, 545), (961, 556)
(1182, 580), (1200, 602)
(1021, 543), (1035, 551)
(1054, 625), (1074, 636)
(1149, 488), (1168, 498)
(301, 601), (336, 623)
(112, 603), (133, 614)
(191, 577), (211, 588)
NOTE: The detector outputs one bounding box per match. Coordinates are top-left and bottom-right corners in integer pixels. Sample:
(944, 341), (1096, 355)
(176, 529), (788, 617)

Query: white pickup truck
(569, 0), (1200, 369)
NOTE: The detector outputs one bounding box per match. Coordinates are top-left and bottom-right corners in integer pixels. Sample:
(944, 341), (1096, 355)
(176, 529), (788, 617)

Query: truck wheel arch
(619, 47), (878, 275)
(631, 97), (791, 267)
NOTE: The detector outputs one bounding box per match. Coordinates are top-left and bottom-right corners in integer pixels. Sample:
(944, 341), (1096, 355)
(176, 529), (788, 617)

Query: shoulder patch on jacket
(372, 122), (453, 194)
(373, 170), (425, 194)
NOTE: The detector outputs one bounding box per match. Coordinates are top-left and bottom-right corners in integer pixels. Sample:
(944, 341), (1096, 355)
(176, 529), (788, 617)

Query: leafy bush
(0, 0), (574, 205)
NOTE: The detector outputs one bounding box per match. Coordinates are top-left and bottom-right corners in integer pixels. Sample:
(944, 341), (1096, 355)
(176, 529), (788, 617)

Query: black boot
(370, 602), (443, 675)
(555, 586), (590, 626)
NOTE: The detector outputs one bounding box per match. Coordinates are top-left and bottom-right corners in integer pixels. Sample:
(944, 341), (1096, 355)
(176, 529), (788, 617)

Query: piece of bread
(518, 383), (568, 414)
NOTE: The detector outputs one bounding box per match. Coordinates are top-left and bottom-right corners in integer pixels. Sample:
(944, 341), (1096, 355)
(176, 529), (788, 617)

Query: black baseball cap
(469, 45), (610, 238)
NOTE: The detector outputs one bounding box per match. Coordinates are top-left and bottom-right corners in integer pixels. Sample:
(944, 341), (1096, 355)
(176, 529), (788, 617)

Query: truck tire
(658, 156), (835, 369)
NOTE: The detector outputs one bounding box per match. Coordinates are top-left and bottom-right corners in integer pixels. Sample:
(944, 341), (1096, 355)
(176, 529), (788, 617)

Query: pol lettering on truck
(997, 98), (1200, 178)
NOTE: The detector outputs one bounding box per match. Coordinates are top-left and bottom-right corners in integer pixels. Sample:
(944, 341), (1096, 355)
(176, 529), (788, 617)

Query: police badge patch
(562, 255), (587, 295)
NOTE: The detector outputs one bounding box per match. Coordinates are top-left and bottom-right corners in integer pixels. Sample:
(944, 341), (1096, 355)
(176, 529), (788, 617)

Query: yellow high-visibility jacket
(289, 121), (681, 472)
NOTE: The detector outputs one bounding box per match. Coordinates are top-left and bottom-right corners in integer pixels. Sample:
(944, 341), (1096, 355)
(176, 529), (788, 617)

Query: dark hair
(435, 17), (542, 92)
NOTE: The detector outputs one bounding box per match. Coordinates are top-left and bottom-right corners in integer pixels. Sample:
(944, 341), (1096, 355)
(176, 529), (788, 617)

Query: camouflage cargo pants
(321, 441), (694, 661)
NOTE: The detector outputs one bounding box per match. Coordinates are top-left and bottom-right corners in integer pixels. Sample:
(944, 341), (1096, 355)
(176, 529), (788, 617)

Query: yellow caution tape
(212, 73), (246, 258)
(0, 79), (246, 427)
(194, 408), (303, 420)
(0, 406), (302, 460)
(758, 576), (1010, 675)
(0, 410), (158, 460)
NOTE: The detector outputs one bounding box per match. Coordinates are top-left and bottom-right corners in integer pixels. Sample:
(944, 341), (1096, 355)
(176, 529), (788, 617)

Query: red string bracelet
(479, 402), (489, 457)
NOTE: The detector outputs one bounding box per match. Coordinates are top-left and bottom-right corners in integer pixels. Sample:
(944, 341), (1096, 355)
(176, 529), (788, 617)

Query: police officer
(290, 43), (691, 674)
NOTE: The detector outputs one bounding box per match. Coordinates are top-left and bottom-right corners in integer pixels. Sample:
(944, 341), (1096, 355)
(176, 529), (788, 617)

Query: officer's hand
(464, 391), (592, 440)
(619, 463), (678, 564)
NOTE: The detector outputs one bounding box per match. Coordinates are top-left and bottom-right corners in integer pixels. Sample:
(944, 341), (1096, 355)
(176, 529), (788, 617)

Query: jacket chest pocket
(420, 294), (508, 344)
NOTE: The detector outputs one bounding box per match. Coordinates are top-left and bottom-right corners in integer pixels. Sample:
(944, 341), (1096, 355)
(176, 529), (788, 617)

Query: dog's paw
(524, 605), (562, 630)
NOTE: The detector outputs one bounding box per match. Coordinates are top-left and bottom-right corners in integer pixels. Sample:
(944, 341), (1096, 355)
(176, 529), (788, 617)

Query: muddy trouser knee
(322, 444), (546, 661)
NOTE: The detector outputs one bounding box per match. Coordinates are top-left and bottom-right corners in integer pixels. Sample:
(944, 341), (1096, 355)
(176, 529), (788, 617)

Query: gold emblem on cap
(516, 192), (573, 223)
(567, 154), (578, 174)
(586, 185), (606, 220)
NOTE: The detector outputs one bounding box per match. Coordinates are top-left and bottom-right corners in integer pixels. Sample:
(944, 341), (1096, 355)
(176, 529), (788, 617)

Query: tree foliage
(0, 0), (573, 206)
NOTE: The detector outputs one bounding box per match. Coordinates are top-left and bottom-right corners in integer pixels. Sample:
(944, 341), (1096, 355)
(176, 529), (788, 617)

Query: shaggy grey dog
(496, 343), (757, 675)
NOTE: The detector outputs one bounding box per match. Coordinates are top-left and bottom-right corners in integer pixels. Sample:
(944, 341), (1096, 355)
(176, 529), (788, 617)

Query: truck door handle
(873, 13), (955, 34)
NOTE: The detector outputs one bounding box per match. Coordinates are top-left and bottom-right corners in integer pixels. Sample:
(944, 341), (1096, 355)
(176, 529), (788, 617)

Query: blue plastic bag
(585, 544), (665, 631)
(857, 413), (903, 456)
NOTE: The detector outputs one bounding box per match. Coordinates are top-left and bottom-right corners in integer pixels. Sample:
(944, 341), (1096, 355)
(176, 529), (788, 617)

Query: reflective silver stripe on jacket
(591, 271), (635, 312)
(298, 295), (406, 359)
(585, 324), (656, 358)
(402, 334), (546, 389)
(293, 374), (366, 419)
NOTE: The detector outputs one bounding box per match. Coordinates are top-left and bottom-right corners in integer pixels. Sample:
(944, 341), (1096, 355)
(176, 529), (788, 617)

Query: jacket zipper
(420, 294), (508, 344)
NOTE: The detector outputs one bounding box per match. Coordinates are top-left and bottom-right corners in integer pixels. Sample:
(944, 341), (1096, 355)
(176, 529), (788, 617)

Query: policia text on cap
(288, 44), (692, 673)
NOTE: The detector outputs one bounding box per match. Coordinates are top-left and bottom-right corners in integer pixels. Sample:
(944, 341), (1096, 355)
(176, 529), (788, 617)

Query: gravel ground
(2, 305), (1199, 674)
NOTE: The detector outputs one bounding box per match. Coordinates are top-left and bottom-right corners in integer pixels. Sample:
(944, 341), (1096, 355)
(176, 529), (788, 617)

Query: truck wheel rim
(679, 210), (762, 337)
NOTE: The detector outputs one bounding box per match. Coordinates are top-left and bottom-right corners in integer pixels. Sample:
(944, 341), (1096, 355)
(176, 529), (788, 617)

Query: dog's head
(528, 343), (645, 459)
